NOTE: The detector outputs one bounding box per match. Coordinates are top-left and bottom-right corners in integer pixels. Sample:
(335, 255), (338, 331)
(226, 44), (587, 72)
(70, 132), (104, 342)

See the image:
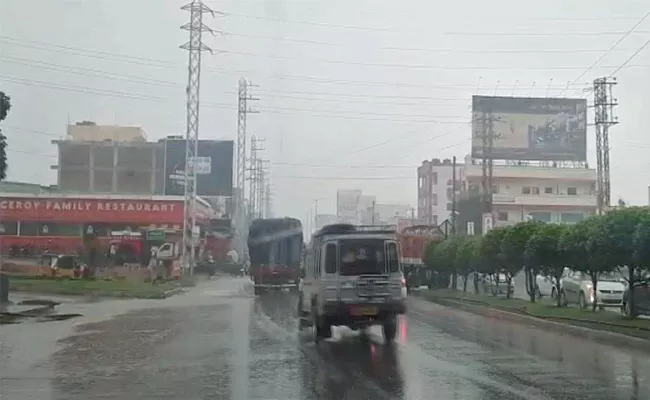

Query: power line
(215, 11), (650, 36)
(225, 32), (639, 54)
(1, 74), (474, 124)
(272, 162), (415, 169)
(272, 175), (415, 180)
(564, 9), (650, 92)
(0, 37), (644, 83)
(609, 37), (650, 76)
(0, 39), (586, 94)
(1, 54), (583, 98)
(443, 30), (650, 37)
(216, 48), (650, 71)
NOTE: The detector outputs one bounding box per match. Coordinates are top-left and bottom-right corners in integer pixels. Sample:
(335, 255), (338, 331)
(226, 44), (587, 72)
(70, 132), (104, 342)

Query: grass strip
(419, 289), (650, 340)
(8, 276), (182, 299)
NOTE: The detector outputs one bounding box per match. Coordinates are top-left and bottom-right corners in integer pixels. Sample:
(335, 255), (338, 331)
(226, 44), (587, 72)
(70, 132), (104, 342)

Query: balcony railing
(492, 193), (596, 207)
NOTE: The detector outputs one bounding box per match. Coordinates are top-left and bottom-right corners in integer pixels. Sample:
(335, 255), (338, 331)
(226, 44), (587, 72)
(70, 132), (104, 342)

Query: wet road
(2, 276), (649, 400)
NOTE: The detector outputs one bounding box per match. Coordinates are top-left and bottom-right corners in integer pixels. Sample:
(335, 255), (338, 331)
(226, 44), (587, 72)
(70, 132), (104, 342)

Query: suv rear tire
(382, 315), (398, 343)
(313, 315), (332, 342)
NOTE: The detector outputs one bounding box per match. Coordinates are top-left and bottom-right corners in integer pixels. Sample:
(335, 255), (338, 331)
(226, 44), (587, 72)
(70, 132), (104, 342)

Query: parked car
(622, 282), (650, 316)
(484, 272), (514, 297)
(535, 267), (568, 299)
(561, 270), (625, 309)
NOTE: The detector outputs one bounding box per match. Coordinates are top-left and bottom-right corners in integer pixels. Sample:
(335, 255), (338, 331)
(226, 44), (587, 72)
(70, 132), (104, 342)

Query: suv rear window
(339, 239), (386, 276)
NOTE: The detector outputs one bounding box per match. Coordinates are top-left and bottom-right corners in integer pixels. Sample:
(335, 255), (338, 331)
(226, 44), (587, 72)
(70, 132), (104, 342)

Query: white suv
(298, 224), (407, 343)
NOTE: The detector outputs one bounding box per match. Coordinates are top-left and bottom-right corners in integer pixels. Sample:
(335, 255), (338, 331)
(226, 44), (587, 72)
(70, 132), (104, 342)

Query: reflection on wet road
(1, 276), (649, 399)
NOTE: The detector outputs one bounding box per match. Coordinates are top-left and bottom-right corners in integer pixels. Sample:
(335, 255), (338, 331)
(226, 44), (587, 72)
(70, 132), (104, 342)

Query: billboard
(471, 96), (587, 161)
(164, 139), (234, 197)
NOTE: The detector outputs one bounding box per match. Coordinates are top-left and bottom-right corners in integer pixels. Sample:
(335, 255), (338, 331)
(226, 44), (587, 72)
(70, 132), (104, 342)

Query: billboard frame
(471, 95), (588, 162)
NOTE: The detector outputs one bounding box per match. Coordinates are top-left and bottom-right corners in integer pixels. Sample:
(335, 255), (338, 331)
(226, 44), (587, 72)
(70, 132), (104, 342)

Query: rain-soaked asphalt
(1, 276), (649, 400)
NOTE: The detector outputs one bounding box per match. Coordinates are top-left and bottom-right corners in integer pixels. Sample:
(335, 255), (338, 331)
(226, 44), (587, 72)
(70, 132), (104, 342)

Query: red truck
(398, 224), (445, 290)
(247, 217), (303, 295)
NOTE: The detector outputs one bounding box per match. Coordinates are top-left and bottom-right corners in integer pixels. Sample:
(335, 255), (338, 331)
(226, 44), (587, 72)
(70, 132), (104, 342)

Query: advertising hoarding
(471, 96), (587, 161)
(164, 139), (234, 196)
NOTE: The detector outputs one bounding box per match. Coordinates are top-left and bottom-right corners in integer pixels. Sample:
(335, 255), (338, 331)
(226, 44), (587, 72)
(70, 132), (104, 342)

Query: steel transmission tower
(593, 77), (618, 213)
(263, 181), (272, 218)
(248, 137), (268, 219)
(257, 160), (270, 217)
(179, 0), (219, 274)
(235, 78), (259, 259)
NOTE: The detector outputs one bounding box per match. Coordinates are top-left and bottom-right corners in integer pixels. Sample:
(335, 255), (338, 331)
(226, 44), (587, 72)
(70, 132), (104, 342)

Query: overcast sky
(2, 0), (650, 223)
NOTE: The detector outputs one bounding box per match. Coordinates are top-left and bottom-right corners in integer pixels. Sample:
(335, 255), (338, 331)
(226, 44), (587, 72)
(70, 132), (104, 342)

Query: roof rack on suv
(313, 223), (397, 238)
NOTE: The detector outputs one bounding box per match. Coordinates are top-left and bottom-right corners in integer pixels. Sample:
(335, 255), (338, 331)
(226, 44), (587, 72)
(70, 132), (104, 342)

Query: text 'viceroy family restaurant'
(0, 194), (216, 253)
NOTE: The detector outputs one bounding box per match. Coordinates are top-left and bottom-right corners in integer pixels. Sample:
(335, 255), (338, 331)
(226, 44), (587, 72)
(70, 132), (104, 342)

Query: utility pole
(179, 0), (220, 275)
(478, 111), (496, 214)
(236, 78), (259, 259)
(371, 200), (376, 224)
(451, 155), (457, 236)
(593, 77), (618, 214)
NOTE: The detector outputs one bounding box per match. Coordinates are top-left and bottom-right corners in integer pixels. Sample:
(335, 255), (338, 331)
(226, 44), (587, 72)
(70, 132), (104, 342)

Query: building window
(433, 215), (438, 225)
(20, 222), (82, 237)
(531, 187), (540, 195)
(561, 213), (584, 224)
(491, 184), (498, 194)
(522, 186), (531, 195)
(567, 187), (578, 195)
(446, 203), (453, 211)
(432, 172), (438, 185)
(432, 193), (438, 206)
(446, 188), (453, 199)
(498, 211), (508, 221)
(447, 179), (452, 185)
(529, 212), (552, 222)
(0, 221), (18, 236)
(545, 187), (553, 194)
(418, 176), (424, 189)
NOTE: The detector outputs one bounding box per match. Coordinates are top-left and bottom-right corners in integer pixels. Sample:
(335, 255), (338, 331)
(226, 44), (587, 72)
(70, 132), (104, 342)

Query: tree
(0, 91), (10, 181)
(525, 223), (570, 307)
(423, 240), (447, 289)
(501, 221), (543, 302)
(432, 238), (461, 290)
(455, 235), (480, 293)
(560, 216), (614, 311)
(602, 207), (650, 316)
(479, 226), (511, 296)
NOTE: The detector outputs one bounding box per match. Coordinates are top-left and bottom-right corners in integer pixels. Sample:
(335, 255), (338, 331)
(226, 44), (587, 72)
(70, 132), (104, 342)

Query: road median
(7, 275), (197, 299)
(416, 289), (650, 352)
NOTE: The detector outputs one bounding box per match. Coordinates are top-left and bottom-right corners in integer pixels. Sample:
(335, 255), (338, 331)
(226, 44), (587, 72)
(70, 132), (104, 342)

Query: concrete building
(66, 122), (147, 142)
(374, 203), (413, 224)
(51, 123), (163, 194)
(336, 189), (362, 223)
(314, 213), (337, 230)
(0, 181), (58, 194)
(53, 139), (164, 195)
(457, 156), (597, 234)
(417, 158), (464, 226)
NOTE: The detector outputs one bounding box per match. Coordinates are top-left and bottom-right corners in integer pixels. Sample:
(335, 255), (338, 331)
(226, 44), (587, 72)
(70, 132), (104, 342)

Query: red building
(0, 194), (228, 257)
